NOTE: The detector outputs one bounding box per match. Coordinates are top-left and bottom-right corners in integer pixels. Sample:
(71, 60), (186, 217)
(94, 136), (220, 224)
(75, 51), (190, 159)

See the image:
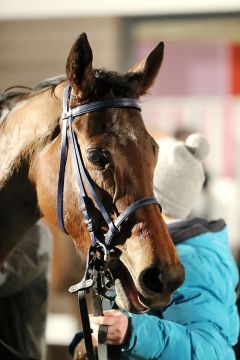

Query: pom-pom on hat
(154, 133), (210, 219)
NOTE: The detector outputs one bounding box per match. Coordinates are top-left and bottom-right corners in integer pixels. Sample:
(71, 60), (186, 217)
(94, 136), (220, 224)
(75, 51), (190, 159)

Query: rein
(57, 85), (161, 359)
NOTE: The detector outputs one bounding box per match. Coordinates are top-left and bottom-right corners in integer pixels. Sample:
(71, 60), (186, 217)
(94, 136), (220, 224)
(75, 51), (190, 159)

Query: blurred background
(1, 1), (240, 359)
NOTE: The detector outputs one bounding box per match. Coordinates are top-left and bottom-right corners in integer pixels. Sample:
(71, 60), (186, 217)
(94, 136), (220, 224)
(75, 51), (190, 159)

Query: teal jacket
(121, 218), (239, 360)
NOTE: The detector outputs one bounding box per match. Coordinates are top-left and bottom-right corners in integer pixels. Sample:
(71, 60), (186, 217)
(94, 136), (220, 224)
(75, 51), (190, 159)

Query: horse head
(0, 33), (184, 313)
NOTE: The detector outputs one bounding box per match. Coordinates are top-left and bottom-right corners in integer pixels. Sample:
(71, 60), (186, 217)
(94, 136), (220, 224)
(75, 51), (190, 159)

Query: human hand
(73, 337), (97, 360)
(73, 339), (87, 360)
(89, 309), (129, 345)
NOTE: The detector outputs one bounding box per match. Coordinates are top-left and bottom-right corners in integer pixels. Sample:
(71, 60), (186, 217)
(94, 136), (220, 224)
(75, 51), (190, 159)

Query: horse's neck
(0, 87), (62, 263)
(1, 90), (61, 182)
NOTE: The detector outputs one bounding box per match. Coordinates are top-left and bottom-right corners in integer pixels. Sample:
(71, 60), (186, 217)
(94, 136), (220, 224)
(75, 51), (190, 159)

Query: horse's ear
(128, 42), (164, 95)
(66, 32), (95, 98)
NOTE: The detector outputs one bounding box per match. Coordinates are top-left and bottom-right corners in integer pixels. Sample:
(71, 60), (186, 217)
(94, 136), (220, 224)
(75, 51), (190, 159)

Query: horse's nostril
(162, 266), (185, 292)
(141, 268), (164, 293)
(164, 279), (183, 292)
(141, 265), (185, 294)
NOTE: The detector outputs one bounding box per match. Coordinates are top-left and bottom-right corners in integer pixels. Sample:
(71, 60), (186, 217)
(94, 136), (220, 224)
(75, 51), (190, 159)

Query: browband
(62, 97), (141, 120)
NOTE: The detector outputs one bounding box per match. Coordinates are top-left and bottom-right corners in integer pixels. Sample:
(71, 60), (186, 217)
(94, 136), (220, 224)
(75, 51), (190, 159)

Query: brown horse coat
(0, 33), (184, 313)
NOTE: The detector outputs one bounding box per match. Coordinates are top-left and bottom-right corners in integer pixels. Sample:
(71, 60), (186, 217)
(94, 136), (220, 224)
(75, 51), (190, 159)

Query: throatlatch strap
(57, 117), (68, 233)
(57, 86), (71, 233)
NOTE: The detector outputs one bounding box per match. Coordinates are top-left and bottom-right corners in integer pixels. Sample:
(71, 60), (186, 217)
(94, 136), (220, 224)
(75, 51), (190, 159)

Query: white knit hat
(154, 133), (210, 219)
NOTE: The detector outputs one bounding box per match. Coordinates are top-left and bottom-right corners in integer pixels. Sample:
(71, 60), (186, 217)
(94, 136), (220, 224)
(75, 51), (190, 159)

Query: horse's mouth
(110, 259), (171, 313)
(113, 262), (148, 313)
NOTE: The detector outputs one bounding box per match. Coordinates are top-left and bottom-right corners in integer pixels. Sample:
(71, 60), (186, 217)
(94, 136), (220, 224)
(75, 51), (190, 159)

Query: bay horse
(0, 33), (184, 314)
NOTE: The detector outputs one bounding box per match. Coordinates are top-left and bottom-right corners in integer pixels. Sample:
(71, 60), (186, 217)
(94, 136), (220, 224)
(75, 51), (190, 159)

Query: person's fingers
(105, 338), (125, 345)
(74, 350), (87, 360)
(73, 342), (87, 360)
(89, 310), (130, 346)
(90, 315), (115, 326)
(73, 337), (98, 359)
(103, 309), (121, 316)
(90, 310), (127, 326)
(90, 312), (129, 345)
(105, 332), (126, 345)
(91, 322), (100, 340)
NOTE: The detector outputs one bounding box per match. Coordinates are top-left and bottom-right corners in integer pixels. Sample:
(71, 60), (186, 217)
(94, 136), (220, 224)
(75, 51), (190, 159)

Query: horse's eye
(87, 149), (111, 168)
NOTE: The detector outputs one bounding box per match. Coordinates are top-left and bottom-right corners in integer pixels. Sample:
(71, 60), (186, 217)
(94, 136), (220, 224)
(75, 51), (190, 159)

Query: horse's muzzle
(140, 263), (185, 295)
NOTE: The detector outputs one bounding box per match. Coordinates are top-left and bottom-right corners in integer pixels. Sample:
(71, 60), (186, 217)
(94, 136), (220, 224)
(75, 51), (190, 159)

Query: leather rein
(57, 85), (161, 359)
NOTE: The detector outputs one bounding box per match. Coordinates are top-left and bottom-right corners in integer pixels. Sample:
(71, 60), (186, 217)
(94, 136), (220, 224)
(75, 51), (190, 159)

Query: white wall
(0, 18), (121, 89)
(1, 1), (240, 19)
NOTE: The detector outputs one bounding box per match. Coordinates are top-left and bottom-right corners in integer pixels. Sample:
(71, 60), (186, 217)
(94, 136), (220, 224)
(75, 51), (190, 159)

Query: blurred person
(0, 221), (53, 360)
(174, 126), (210, 190)
(173, 126), (210, 218)
(69, 134), (239, 360)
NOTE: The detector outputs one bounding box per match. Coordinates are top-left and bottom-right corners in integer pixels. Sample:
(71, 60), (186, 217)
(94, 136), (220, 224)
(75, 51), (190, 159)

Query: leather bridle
(57, 85), (161, 359)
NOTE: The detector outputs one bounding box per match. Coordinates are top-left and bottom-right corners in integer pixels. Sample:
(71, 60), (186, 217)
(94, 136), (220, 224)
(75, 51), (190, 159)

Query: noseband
(57, 85), (161, 360)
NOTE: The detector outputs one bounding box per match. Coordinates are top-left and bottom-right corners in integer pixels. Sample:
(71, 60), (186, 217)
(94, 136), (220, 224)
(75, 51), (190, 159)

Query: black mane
(0, 75), (67, 122)
(0, 69), (140, 123)
(32, 74), (67, 92)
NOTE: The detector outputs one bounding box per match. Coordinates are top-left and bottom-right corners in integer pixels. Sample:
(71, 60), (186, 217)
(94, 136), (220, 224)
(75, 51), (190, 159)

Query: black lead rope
(58, 85), (162, 359)
(78, 291), (96, 360)
(93, 294), (108, 360)
(76, 290), (108, 360)
(69, 245), (113, 360)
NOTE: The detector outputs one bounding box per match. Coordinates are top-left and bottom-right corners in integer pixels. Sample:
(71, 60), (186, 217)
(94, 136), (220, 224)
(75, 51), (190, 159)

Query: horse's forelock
(93, 69), (139, 99)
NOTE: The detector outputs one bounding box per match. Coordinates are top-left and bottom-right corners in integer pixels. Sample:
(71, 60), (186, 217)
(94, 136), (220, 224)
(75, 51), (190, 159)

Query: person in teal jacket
(70, 134), (239, 360)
